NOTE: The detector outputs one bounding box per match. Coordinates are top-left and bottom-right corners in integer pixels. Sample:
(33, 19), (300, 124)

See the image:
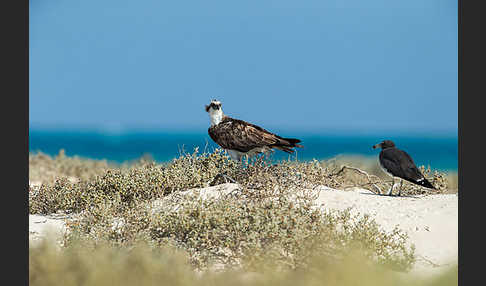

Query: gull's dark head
(205, 99), (222, 113)
(373, 140), (396, 150)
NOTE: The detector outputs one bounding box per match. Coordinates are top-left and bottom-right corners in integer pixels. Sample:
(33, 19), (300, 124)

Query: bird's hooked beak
(372, 143), (381, 150)
(205, 103), (221, 112)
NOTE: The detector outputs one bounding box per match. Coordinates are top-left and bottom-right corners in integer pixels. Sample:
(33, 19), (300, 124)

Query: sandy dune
(29, 183), (457, 276)
(311, 186), (458, 276)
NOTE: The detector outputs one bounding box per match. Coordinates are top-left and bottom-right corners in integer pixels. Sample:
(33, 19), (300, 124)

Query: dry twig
(334, 165), (383, 194)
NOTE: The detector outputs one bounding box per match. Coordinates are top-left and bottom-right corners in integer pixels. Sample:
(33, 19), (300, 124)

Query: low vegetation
(30, 238), (457, 286)
(29, 149), (457, 284)
(29, 150), (112, 184)
(63, 187), (415, 271)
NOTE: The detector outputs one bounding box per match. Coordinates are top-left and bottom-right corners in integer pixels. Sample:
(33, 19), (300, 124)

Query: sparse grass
(30, 238), (457, 286)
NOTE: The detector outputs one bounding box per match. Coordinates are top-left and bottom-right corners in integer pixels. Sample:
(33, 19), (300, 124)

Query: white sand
(29, 214), (70, 247)
(312, 186), (458, 276)
(29, 183), (457, 276)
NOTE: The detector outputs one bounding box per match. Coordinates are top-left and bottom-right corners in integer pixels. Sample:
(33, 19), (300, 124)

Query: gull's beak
(372, 143), (381, 149)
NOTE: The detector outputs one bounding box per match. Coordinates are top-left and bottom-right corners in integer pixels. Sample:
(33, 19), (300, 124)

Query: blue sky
(29, 0), (457, 135)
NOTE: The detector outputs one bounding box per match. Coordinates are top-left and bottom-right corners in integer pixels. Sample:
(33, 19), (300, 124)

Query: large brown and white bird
(205, 99), (303, 161)
(373, 140), (436, 196)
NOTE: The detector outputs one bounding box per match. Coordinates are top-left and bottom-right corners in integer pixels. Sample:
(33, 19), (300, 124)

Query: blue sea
(29, 129), (458, 171)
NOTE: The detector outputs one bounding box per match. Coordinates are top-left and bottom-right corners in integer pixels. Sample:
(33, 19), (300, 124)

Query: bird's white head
(205, 99), (223, 126)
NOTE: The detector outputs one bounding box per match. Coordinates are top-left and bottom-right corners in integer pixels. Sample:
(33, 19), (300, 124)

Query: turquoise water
(29, 129), (458, 171)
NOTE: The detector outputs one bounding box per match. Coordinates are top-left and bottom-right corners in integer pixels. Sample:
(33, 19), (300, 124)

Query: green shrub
(29, 149), (456, 274)
(63, 181), (415, 271)
(29, 150), (237, 214)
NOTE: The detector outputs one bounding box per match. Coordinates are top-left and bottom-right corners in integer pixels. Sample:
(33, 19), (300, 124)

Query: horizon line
(29, 124), (458, 138)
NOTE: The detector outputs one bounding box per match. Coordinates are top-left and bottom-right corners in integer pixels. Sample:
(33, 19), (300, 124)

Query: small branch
(210, 172), (237, 186)
(416, 255), (449, 268)
(334, 166), (383, 194)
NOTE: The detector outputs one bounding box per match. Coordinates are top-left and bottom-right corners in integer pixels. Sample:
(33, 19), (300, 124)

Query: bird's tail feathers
(282, 138), (304, 148)
(274, 146), (295, 154)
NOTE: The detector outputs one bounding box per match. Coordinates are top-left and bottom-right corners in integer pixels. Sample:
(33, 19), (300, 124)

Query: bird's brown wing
(208, 117), (283, 152)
